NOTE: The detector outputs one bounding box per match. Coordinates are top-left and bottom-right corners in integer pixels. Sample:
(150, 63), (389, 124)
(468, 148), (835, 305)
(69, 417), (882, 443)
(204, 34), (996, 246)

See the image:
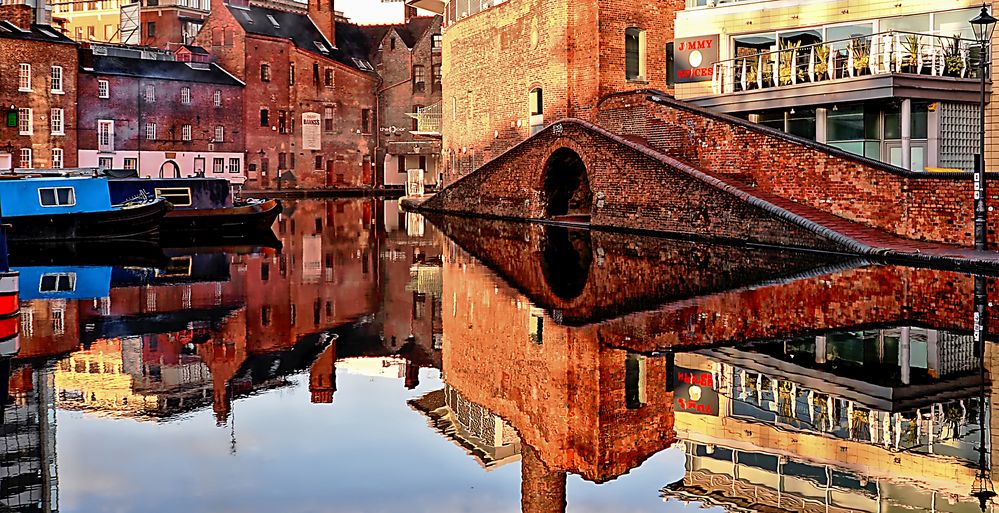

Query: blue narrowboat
(0, 176), (169, 241)
(108, 177), (281, 234)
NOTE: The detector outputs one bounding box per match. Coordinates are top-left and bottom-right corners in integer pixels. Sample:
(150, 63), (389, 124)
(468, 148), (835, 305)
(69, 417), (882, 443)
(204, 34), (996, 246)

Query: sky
(338, 0), (432, 24)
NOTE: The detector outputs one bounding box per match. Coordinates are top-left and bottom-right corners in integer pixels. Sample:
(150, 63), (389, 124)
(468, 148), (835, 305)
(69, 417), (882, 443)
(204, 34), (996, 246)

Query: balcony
(699, 31), (988, 113)
(407, 102), (442, 138)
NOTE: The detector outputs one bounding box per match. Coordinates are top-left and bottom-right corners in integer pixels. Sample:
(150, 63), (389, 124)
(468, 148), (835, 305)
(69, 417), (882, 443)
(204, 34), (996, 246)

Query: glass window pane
(882, 14), (930, 33)
(911, 101), (929, 139)
(934, 8), (979, 40)
(734, 32), (776, 56)
(57, 188), (73, 205)
(787, 108), (816, 140)
(827, 104), (865, 141)
(40, 189), (55, 206)
(912, 146), (926, 171)
(40, 275), (56, 291)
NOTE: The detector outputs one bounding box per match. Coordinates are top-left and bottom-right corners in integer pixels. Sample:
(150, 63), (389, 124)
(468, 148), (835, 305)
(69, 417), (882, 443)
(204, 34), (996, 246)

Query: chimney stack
(307, 0), (335, 48)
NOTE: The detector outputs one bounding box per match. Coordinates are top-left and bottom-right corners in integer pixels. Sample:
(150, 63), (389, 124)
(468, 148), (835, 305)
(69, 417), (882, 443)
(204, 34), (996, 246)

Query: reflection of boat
(160, 226), (283, 251)
(0, 176), (169, 241)
(108, 177), (282, 234)
(7, 239), (168, 268)
(15, 265), (112, 301)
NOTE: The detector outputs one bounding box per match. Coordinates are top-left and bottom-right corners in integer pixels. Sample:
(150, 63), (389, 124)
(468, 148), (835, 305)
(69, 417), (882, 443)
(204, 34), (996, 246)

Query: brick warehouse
(195, 0), (379, 189)
(0, 4), (79, 171)
(359, 9), (443, 190)
(76, 44), (246, 182)
(409, 0), (685, 185)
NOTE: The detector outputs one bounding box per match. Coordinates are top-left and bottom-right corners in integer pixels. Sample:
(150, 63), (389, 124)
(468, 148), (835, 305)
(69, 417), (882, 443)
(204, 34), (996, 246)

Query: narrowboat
(107, 177), (282, 234)
(0, 176), (169, 241)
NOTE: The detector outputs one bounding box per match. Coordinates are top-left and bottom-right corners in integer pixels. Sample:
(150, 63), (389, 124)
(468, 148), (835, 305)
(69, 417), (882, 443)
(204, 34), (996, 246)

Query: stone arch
(540, 147), (592, 220)
(159, 160), (181, 178)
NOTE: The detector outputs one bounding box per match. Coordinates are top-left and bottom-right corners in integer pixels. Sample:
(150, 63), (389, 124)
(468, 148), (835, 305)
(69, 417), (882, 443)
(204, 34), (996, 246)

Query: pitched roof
(224, 3), (375, 73)
(0, 21), (76, 44)
(87, 54), (245, 86)
(178, 44), (210, 55)
(356, 15), (440, 56)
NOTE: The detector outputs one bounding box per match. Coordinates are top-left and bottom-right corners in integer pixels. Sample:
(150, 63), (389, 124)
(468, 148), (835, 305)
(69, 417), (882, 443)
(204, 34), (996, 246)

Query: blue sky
(339, 0), (432, 24)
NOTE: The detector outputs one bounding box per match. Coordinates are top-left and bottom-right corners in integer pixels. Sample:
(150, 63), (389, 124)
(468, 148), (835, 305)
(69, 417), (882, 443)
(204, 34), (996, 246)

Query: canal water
(3, 198), (994, 512)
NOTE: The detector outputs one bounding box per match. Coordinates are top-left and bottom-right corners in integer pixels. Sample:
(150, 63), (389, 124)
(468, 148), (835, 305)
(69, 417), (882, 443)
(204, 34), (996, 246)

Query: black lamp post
(971, 6), (997, 251)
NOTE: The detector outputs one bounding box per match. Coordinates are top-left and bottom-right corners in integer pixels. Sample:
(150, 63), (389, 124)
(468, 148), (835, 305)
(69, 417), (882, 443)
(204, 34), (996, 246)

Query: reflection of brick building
(1, 365), (59, 513)
(194, 0), (379, 189)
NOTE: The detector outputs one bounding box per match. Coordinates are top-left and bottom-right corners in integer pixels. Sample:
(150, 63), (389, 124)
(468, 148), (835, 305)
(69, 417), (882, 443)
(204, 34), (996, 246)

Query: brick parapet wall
(596, 91), (999, 247)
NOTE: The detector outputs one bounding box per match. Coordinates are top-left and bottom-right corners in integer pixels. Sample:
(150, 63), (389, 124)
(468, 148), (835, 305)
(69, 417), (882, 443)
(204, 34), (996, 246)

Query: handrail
(711, 30), (985, 95)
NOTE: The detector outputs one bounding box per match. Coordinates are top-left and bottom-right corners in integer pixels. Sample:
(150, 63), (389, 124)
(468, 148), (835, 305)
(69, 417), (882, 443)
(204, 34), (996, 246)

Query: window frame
(38, 186), (76, 207)
(213, 89), (222, 107)
(50, 108), (64, 135)
(50, 66), (64, 94)
(180, 86), (191, 104)
(98, 79), (109, 98)
(145, 122), (157, 140)
(153, 187), (193, 207)
(19, 148), (31, 169)
(214, 125), (224, 142)
(18, 63), (31, 92)
(51, 148), (64, 169)
(18, 108), (32, 136)
(182, 124), (192, 141)
(625, 27), (648, 82)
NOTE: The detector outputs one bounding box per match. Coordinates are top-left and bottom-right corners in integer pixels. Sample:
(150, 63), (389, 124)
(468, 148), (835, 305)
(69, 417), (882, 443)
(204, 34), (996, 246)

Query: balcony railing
(409, 102), (442, 135)
(711, 31), (985, 96)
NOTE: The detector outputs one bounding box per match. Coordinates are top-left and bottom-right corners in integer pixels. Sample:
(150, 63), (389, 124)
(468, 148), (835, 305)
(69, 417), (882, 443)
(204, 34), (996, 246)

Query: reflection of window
(39, 187), (76, 207)
(625, 352), (647, 409)
(529, 308), (544, 344)
(155, 256), (192, 277)
(40, 273), (76, 292)
(154, 187), (192, 207)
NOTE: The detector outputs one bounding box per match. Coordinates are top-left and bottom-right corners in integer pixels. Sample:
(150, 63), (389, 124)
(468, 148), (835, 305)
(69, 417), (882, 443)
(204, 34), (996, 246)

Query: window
(228, 158), (240, 173)
(98, 120), (114, 152)
(315, 155), (323, 170)
(390, 37), (396, 50)
(180, 86), (191, 104)
(529, 88), (544, 135)
(50, 66), (63, 93)
(214, 126), (224, 142)
(39, 187), (76, 207)
(104, 23), (114, 39)
(361, 109), (370, 134)
(314, 41), (329, 54)
(397, 155), (406, 173)
(289, 62), (295, 85)
(182, 124), (192, 141)
(146, 21), (156, 38)
(412, 104), (423, 131)
(413, 65), (426, 92)
(18, 63), (30, 91)
(40, 273), (75, 292)
(51, 148), (63, 169)
(278, 152), (287, 169)
(666, 42), (675, 87)
(18, 108), (31, 135)
(98, 157), (112, 170)
(144, 84), (155, 102)
(154, 187), (192, 206)
(51, 108), (64, 135)
(19, 148), (31, 169)
(324, 106), (333, 132)
(98, 79), (109, 98)
(213, 89), (221, 107)
(260, 109), (269, 127)
(123, 158), (137, 170)
(278, 110), (288, 133)
(146, 123), (157, 140)
(266, 14), (280, 28)
(260, 63), (270, 82)
(625, 27), (647, 81)
(432, 65), (442, 91)
(432, 33), (442, 50)
(313, 63), (320, 85)
(87, 25), (95, 39)
(213, 158), (224, 173)
(324, 67), (333, 87)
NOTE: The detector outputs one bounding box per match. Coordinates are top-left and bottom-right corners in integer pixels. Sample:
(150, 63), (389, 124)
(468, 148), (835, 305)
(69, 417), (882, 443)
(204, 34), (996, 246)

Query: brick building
(360, 10), (443, 190)
(76, 43), (247, 183)
(0, 4), (79, 171)
(194, 0), (379, 189)
(56, 0), (210, 48)
(409, 0), (685, 184)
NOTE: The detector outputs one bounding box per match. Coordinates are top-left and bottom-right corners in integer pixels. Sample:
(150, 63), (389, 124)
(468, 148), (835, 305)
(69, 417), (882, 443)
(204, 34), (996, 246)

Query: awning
(407, 0), (445, 14)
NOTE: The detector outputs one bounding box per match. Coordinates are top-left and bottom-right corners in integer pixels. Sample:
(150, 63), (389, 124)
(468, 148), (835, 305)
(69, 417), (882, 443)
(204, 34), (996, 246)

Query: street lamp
(971, 6), (996, 250)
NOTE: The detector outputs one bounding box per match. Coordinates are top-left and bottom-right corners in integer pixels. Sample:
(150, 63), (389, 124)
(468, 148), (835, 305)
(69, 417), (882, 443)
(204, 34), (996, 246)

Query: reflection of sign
(674, 35), (719, 83)
(302, 112), (321, 150)
(673, 366), (719, 416)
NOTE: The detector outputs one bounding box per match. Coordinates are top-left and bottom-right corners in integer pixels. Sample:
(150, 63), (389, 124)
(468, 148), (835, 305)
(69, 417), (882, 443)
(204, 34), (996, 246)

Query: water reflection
(0, 199), (995, 512)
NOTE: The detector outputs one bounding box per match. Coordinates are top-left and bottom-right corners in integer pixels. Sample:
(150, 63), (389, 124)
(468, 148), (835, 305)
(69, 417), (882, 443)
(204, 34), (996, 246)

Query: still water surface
(3, 198), (993, 512)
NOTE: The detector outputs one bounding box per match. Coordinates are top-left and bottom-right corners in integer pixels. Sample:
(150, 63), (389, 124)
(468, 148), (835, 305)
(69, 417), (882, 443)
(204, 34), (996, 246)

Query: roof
(357, 15), (440, 57)
(177, 44), (210, 55)
(225, 3), (375, 73)
(0, 21), (76, 45)
(87, 54), (245, 86)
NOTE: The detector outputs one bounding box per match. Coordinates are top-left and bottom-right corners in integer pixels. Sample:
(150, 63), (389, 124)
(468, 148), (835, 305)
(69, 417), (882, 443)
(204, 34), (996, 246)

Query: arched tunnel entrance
(539, 226), (592, 301)
(542, 148), (592, 222)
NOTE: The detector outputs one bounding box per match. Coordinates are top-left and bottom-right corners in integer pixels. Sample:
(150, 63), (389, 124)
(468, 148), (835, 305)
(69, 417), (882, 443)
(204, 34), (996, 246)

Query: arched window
(625, 27), (647, 81)
(529, 87), (544, 135)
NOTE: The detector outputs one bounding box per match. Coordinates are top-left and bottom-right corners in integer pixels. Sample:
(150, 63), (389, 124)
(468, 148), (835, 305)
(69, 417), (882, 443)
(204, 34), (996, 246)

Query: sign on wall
(674, 35), (720, 83)
(302, 112), (322, 150)
(673, 366), (719, 416)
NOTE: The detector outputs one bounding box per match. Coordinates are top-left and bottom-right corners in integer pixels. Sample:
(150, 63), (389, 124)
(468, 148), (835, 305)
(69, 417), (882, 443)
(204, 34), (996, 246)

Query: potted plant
(902, 34), (922, 74)
(744, 57), (759, 89)
(778, 40), (801, 85)
(944, 35), (965, 77)
(760, 54), (775, 87)
(851, 37), (871, 76)
(813, 43), (830, 80)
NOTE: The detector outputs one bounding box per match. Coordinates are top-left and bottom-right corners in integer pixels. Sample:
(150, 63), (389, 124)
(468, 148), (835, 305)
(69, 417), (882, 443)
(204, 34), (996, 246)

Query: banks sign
(302, 112), (322, 150)
(674, 35), (719, 83)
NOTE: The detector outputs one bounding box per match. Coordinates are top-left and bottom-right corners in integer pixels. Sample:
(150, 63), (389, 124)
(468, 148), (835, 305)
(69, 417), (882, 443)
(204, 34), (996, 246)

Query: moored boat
(107, 177), (282, 234)
(0, 176), (169, 241)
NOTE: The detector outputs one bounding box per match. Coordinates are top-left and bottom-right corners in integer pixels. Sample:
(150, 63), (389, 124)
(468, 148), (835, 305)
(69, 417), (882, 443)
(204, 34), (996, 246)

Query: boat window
(155, 257), (193, 277)
(38, 187), (76, 207)
(154, 187), (193, 207)
(39, 273), (76, 292)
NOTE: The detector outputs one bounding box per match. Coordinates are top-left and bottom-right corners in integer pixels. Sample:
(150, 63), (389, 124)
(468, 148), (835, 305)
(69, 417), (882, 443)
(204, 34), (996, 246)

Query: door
(326, 159), (335, 187)
(260, 157), (270, 188)
(193, 157), (206, 177)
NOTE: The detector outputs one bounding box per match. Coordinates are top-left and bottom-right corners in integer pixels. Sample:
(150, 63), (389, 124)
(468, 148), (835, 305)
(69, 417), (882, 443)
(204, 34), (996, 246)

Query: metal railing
(409, 101), (442, 134)
(711, 31), (984, 95)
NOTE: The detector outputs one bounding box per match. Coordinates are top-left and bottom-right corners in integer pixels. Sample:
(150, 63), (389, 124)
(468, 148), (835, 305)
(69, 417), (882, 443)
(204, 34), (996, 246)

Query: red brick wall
(597, 92), (999, 247)
(423, 120), (842, 251)
(0, 36), (78, 168)
(140, 8), (208, 48)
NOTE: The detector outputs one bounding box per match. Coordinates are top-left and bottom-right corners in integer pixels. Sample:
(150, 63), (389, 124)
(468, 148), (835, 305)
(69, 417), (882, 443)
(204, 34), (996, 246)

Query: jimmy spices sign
(674, 35), (720, 83)
(673, 366), (719, 416)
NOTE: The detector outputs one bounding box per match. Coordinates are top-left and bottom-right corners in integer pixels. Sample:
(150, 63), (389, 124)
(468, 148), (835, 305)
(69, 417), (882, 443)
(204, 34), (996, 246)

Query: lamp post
(971, 6), (997, 251)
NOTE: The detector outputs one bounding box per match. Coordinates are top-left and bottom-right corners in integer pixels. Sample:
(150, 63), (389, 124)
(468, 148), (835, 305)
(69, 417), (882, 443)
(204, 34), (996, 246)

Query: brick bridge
(418, 91), (999, 266)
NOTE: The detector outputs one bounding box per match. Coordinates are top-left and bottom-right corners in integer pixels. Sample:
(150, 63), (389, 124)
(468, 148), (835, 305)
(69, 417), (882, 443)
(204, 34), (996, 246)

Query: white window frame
(18, 63), (31, 92)
(214, 126), (224, 142)
(146, 123), (157, 140)
(98, 119), (114, 152)
(180, 86), (191, 104)
(18, 108), (32, 135)
(98, 79), (109, 98)
(51, 108), (64, 135)
(50, 66), (63, 94)
(19, 148), (31, 169)
(228, 158), (240, 174)
(144, 84), (155, 102)
(213, 89), (221, 107)
(123, 158), (137, 170)
(212, 157), (224, 173)
(182, 124), (192, 141)
(98, 157), (113, 170)
(38, 187), (76, 207)
(51, 148), (63, 169)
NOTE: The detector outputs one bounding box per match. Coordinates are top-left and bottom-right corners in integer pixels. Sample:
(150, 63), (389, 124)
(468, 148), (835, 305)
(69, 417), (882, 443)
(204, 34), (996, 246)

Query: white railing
(711, 31), (984, 95)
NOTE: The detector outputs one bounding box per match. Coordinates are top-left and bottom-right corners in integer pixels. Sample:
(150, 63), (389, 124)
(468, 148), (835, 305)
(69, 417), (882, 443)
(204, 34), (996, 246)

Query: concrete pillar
(900, 327), (911, 385)
(902, 98), (912, 171)
(521, 444), (567, 513)
(816, 108), (828, 144)
(815, 336), (827, 364)
(926, 329), (939, 379)
(927, 103), (940, 169)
